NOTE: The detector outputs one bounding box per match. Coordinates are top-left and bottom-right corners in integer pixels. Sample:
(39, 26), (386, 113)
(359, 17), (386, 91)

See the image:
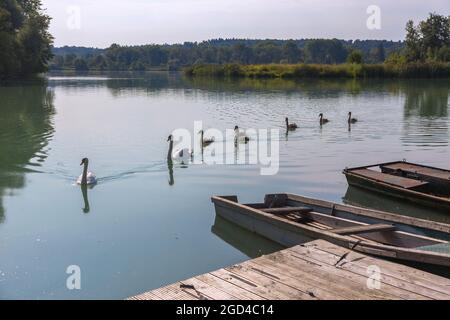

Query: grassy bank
(184, 63), (450, 79)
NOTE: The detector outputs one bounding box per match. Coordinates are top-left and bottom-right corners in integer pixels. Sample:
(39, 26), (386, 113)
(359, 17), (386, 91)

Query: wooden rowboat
(211, 193), (450, 267)
(343, 161), (450, 211)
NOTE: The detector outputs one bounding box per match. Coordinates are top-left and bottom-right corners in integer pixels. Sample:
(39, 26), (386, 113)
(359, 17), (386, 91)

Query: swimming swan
(234, 126), (250, 143)
(77, 158), (97, 185)
(348, 112), (358, 124)
(319, 113), (330, 125)
(285, 117), (298, 130)
(167, 135), (193, 162)
(199, 130), (215, 147)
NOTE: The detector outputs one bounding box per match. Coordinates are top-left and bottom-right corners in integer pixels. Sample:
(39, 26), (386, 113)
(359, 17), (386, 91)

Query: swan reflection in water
(285, 129), (290, 141)
(80, 184), (94, 214)
(167, 159), (175, 186)
(166, 138), (217, 186)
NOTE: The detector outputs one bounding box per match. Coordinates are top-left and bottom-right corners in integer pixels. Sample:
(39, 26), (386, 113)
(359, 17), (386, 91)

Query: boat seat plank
(261, 207), (313, 215)
(351, 168), (429, 189)
(381, 162), (450, 181)
(330, 223), (396, 235)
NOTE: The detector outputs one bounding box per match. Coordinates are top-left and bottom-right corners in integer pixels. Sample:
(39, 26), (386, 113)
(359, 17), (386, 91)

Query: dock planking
(128, 240), (450, 300)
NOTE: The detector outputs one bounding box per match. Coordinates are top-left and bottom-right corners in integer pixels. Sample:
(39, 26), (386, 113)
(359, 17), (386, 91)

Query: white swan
(234, 126), (250, 143)
(199, 130), (215, 147)
(167, 135), (193, 162)
(77, 158), (97, 185)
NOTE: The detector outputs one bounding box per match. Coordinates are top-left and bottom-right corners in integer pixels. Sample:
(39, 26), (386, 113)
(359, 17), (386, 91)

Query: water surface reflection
(0, 85), (55, 221)
(402, 81), (449, 148)
(0, 73), (449, 299)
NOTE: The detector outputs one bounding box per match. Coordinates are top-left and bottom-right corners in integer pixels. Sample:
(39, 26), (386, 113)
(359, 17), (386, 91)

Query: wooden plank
(128, 292), (162, 300)
(271, 248), (410, 300)
(291, 242), (450, 299)
(351, 169), (428, 189)
(281, 247), (429, 300)
(224, 265), (316, 300)
(381, 162), (450, 181)
(261, 207), (313, 215)
(195, 273), (264, 300)
(248, 256), (395, 300)
(151, 283), (202, 300)
(179, 277), (238, 300)
(310, 240), (450, 288)
(331, 224), (396, 235)
(211, 268), (294, 300)
(243, 260), (347, 300)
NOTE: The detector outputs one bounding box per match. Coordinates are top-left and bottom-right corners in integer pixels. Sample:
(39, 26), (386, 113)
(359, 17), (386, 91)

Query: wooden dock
(129, 240), (450, 300)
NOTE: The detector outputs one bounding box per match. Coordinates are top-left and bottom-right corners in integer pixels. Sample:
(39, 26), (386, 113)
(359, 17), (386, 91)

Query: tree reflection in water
(0, 84), (55, 222)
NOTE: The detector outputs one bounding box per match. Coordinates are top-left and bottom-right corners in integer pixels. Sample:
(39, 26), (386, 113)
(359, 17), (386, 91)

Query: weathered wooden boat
(343, 161), (450, 211)
(211, 193), (450, 267)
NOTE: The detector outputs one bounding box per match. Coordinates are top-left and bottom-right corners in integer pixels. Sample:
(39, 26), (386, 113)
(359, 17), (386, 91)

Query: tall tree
(405, 20), (422, 61)
(404, 13), (450, 62)
(419, 13), (450, 60)
(0, 0), (53, 80)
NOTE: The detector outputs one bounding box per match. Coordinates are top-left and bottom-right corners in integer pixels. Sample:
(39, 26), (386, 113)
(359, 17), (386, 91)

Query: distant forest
(50, 39), (404, 71)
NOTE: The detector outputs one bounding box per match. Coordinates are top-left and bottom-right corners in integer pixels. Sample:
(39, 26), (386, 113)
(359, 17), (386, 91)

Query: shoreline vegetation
(184, 62), (450, 79)
(183, 13), (450, 80)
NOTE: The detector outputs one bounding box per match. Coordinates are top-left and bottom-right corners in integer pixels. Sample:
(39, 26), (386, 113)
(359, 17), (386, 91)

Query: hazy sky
(42, 0), (450, 48)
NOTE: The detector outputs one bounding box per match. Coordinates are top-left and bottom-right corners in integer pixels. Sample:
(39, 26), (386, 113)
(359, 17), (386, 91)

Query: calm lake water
(0, 72), (449, 299)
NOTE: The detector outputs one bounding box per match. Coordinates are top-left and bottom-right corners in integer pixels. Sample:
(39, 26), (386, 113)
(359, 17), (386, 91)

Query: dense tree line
(0, 0), (53, 80)
(50, 39), (403, 72)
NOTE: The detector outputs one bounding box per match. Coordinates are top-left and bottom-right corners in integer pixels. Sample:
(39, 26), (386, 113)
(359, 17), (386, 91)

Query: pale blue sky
(42, 0), (450, 47)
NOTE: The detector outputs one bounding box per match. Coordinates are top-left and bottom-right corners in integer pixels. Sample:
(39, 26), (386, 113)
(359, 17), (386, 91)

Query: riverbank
(184, 62), (450, 79)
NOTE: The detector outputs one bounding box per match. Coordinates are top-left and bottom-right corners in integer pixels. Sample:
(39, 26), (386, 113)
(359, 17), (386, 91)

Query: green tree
(405, 20), (422, 61)
(384, 52), (407, 65)
(419, 13), (450, 59)
(282, 40), (301, 63)
(347, 50), (363, 64)
(405, 13), (450, 62)
(0, 0), (53, 80)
